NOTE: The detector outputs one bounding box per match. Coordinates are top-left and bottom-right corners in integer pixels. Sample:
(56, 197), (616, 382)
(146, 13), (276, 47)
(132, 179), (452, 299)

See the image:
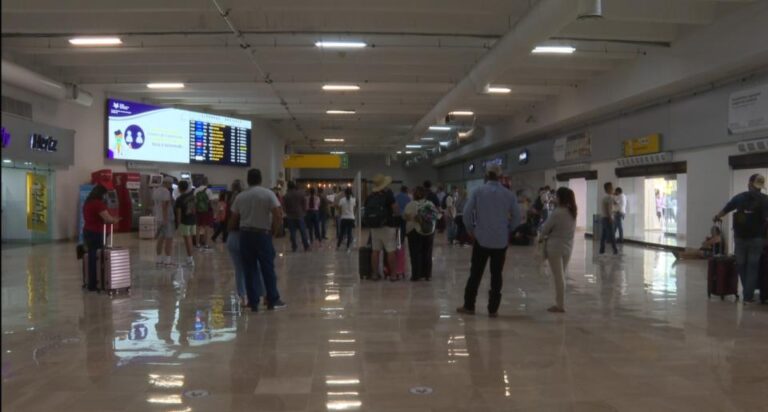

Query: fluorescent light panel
(420, 137), (435, 141)
(531, 46), (575, 54)
(326, 110), (356, 115)
(69, 37), (122, 46)
(315, 41), (367, 49)
(449, 111), (474, 116)
(322, 84), (360, 91)
(330, 151), (346, 155)
(486, 86), (511, 94)
(324, 138), (345, 142)
(147, 83), (185, 89)
(405, 144), (422, 149)
(428, 126), (451, 131)
(439, 141), (450, 147)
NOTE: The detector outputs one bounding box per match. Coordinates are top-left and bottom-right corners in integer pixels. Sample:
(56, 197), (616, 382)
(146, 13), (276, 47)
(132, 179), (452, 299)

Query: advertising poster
(554, 133), (591, 162)
(107, 100), (189, 163)
(26, 172), (48, 232)
(728, 84), (768, 134)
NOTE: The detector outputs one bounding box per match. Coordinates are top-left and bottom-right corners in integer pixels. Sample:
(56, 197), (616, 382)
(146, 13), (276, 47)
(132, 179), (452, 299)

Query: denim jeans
(226, 231), (248, 298)
(614, 212), (624, 241)
(83, 229), (104, 290)
(734, 237), (764, 301)
(287, 218), (310, 251)
(239, 231), (280, 308)
(306, 210), (321, 242)
(600, 217), (618, 254)
(337, 218), (355, 249)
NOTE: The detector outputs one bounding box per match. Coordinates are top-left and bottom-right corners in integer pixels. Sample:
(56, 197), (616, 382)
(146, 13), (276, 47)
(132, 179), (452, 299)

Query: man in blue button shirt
(457, 164), (520, 317)
(714, 173), (768, 303)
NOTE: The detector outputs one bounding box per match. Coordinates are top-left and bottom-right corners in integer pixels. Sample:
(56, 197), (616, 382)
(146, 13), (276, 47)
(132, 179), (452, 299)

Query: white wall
(1, 84), (286, 240)
(294, 153), (438, 188)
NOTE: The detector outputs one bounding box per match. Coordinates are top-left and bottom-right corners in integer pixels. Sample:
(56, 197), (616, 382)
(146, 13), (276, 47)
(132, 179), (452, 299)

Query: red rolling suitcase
(707, 255), (739, 301)
(384, 229), (406, 280)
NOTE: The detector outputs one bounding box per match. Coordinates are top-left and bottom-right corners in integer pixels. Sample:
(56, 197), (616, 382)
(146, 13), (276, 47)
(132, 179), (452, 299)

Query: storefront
(1, 113), (74, 242)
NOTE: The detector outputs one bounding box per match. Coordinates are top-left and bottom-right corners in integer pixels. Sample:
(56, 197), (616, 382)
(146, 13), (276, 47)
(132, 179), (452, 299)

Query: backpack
(195, 189), (210, 213)
(733, 192), (766, 239)
(363, 191), (388, 228)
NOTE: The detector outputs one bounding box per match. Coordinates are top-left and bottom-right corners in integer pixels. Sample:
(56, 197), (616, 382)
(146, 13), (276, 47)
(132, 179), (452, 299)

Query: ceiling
(0, 0), (757, 155)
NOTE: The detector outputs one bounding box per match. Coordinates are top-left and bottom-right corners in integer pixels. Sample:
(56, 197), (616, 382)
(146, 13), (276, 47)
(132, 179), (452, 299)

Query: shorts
(155, 221), (175, 239)
(197, 211), (214, 227)
(370, 227), (397, 252)
(179, 224), (197, 237)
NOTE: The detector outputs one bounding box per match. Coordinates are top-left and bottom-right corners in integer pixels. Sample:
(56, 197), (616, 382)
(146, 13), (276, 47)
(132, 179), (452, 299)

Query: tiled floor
(2, 231), (767, 411)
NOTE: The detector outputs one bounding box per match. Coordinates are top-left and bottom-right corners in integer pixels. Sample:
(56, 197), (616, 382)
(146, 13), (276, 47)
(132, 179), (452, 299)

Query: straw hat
(371, 174), (392, 192)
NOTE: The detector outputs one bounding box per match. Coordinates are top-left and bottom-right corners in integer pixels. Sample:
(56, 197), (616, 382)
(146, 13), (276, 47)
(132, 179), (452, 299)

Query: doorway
(567, 178), (588, 230)
(644, 176), (678, 236)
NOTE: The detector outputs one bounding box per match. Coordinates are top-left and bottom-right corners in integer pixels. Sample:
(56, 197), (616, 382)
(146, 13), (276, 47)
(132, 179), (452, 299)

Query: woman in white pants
(539, 187), (577, 313)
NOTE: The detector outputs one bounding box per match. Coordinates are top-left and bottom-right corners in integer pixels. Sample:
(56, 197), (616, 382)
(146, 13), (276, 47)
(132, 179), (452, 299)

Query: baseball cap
(749, 173), (765, 190)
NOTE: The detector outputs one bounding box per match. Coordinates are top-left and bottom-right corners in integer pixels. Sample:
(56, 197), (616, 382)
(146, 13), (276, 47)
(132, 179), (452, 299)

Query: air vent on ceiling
(616, 152), (672, 167)
(736, 138), (768, 154)
(1, 95), (33, 119)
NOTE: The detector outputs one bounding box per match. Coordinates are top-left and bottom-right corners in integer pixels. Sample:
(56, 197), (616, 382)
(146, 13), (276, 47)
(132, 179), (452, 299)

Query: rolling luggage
(384, 230), (406, 280)
(707, 255), (738, 301)
(100, 224), (132, 295)
(358, 235), (373, 279)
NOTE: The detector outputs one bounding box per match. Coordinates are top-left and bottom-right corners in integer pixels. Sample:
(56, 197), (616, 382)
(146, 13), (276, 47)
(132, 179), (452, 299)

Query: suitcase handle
(103, 223), (114, 248)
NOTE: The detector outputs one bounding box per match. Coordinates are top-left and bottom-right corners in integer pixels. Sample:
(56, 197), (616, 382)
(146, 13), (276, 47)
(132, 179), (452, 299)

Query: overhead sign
(481, 154), (507, 170)
(26, 172), (49, 232)
(283, 154), (349, 169)
(1, 113), (74, 166)
(553, 132), (591, 162)
(728, 84), (768, 134)
(623, 133), (661, 157)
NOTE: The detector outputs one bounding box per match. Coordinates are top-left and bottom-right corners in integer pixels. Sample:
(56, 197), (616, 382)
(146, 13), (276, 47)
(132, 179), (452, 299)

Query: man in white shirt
(153, 176), (175, 266)
(600, 182), (619, 255)
(614, 187), (627, 243)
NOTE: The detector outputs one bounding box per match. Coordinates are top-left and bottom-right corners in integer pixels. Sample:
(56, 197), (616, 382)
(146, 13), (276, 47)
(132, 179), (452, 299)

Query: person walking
(82, 184), (121, 291)
(225, 179), (249, 307)
(194, 177), (215, 251)
(714, 174), (768, 303)
(230, 168), (286, 312)
(319, 191), (330, 240)
(613, 187), (626, 243)
(444, 186), (457, 245)
(454, 187), (469, 246)
(395, 185), (411, 244)
(539, 187), (577, 313)
(456, 164), (520, 317)
(153, 176), (175, 267)
(404, 186), (440, 281)
(211, 190), (229, 243)
(174, 180), (197, 267)
(363, 174), (399, 281)
(336, 187), (357, 251)
(305, 187), (322, 244)
(283, 181), (311, 252)
(599, 182), (619, 255)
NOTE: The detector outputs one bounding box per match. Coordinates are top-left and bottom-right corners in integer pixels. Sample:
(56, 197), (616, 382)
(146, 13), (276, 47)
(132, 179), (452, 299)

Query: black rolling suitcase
(358, 234), (373, 279)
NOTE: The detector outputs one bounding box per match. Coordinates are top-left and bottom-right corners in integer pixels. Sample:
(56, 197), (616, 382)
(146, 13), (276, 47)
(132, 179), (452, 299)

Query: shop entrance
(565, 178), (588, 230)
(644, 176), (679, 235)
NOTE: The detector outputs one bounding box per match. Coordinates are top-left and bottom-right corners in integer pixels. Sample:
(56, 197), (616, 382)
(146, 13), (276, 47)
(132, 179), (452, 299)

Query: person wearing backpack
(194, 177), (215, 251)
(363, 174), (399, 281)
(404, 186), (440, 281)
(714, 174), (768, 303)
(174, 180), (197, 267)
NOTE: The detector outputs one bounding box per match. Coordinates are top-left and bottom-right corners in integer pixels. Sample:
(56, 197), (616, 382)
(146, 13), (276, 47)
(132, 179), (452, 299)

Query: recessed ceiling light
(330, 151), (346, 155)
(147, 83), (185, 89)
(420, 137), (435, 141)
(405, 144), (422, 149)
(324, 138), (345, 142)
(449, 111), (474, 116)
(69, 37), (122, 46)
(326, 110), (356, 115)
(2, 159), (11, 164)
(486, 86), (512, 94)
(429, 126), (451, 131)
(315, 41), (367, 49)
(531, 46), (575, 54)
(405, 151), (413, 154)
(322, 84), (360, 91)
(439, 141), (450, 147)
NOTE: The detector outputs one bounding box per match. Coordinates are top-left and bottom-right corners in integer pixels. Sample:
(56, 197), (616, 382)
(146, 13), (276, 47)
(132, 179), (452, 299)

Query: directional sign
(283, 154), (348, 169)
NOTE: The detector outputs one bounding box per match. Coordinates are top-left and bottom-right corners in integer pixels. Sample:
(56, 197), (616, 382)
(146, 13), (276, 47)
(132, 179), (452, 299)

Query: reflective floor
(2, 232), (767, 411)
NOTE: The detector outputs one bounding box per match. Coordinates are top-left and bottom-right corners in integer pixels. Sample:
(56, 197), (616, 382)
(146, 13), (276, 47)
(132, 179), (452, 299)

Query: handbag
(76, 244), (87, 260)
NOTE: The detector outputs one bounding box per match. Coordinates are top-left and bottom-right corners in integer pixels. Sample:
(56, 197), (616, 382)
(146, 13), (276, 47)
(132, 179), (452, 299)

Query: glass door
(644, 176), (678, 237)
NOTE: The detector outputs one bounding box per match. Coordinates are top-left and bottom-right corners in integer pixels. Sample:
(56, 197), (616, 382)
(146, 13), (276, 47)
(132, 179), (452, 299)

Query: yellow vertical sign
(26, 172), (48, 232)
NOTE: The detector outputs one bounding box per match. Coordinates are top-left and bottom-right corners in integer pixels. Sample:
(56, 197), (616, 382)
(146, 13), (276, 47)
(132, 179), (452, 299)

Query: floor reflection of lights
(148, 373), (185, 388)
(147, 394), (183, 404)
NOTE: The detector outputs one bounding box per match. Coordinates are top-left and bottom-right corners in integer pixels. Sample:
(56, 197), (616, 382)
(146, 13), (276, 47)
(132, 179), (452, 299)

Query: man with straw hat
(363, 174), (399, 281)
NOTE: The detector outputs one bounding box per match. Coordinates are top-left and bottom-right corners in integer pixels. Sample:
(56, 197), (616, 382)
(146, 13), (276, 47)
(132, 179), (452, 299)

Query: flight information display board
(106, 98), (251, 166)
(190, 121), (250, 166)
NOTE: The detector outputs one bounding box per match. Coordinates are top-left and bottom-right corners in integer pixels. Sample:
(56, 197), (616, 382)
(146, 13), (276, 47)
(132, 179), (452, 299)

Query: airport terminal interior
(2, 1), (768, 411)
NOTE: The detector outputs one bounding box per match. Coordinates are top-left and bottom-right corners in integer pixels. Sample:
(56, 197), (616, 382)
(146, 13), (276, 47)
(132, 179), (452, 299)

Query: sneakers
(456, 306), (475, 315)
(186, 257), (195, 267)
(268, 300), (287, 310)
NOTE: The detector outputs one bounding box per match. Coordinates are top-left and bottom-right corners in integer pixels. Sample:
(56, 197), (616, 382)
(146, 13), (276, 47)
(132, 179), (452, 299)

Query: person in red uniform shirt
(82, 185), (121, 291)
